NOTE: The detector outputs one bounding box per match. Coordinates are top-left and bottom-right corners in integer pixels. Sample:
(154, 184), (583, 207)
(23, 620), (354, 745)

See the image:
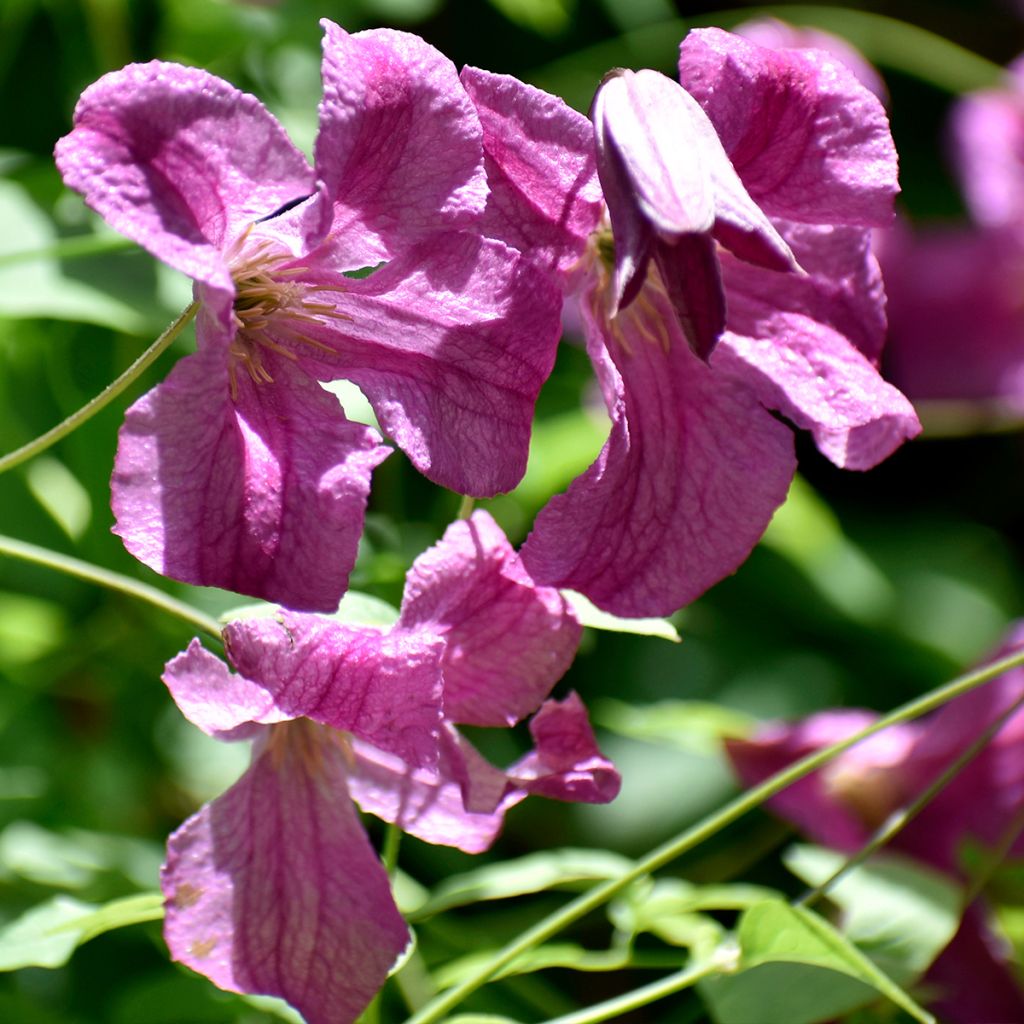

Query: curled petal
(163, 639), (285, 740)
(715, 311), (920, 471)
(399, 511), (581, 726)
(521, 278), (797, 617)
(678, 28), (898, 227)
(223, 613), (444, 769)
(111, 345), (389, 612)
(507, 692), (621, 804)
(162, 726), (408, 1024)
(309, 21), (486, 264)
(55, 61), (313, 293)
(459, 66), (604, 276)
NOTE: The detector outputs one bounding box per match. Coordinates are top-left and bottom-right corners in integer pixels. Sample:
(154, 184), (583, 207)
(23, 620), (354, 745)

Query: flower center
(823, 758), (903, 831)
(267, 718), (355, 776)
(222, 233), (347, 398)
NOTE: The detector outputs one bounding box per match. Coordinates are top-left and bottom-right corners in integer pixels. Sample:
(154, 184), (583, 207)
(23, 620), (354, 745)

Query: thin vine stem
(403, 645), (1024, 1024)
(456, 495), (476, 520)
(542, 959), (720, 1024)
(0, 301), (198, 476)
(797, 691), (1024, 909)
(382, 823), (402, 877)
(0, 534), (221, 640)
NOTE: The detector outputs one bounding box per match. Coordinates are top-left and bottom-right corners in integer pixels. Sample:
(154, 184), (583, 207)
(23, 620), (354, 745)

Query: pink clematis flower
(55, 22), (562, 612)
(726, 625), (1024, 1023)
(160, 511), (618, 1023)
(460, 27), (919, 617)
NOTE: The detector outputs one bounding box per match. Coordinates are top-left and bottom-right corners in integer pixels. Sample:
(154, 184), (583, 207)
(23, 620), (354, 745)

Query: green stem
(382, 823), (402, 877)
(456, 495), (475, 520)
(543, 959), (719, 1024)
(403, 647), (1024, 1024)
(0, 301), (198, 476)
(797, 692), (1024, 909)
(0, 534), (221, 640)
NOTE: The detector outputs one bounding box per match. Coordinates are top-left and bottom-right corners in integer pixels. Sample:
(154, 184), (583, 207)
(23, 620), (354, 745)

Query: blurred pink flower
(56, 22), (561, 612)
(160, 511), (618, 1023)
(726, 624), (1024, 1023)
(461, 27), (918, 618)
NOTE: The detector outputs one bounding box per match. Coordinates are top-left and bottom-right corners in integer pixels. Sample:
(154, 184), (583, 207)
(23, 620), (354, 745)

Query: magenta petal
(347, 734), (507, 854)
(163, 639), (285, 739)
(882, 224), (1024, 407)
(459, 66), (604, 275)
(653, 233), (726, 360)
(398, 511), (581, 726)
(304, 232), (562, 496)
(716, 307), (920, 471)
(521, 280), (797, 617)
(223, 613), (443, 768)
(508, 693), (621, 804)
(55, 61), (313, 293)
(678, 28), (898, 227)
(162, 726), (408, 1024)
(949, 61), (1024, 232)
(111, 346), (389, 612)
(310, 21), (486, 263)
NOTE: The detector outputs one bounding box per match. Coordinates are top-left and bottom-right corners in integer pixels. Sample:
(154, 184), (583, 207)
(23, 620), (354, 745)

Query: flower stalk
(0, 301), (198, 476)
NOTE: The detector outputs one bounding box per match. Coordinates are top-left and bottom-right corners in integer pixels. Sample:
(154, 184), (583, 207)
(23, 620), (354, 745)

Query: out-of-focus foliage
(3, 1), (1024, 1022)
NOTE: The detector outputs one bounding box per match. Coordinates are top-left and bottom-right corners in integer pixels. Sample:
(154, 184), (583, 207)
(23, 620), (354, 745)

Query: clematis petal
(949, 58), (1024, 232)
(112, 344), (388, 612)
(678, 28), (898, 227)
(715, 309), (920, 472)
(882, 224), (1024, 409)
(651, 233), (726, 360)
(521, 277), (796, 617)
(163, 639), (285, 740)
(347, 696), (618, 854)
(726, 709), (929, 852)
(308, 21), (486, 265)
(162, 724), (408, 1024)
(296, 232), (562, 497)
(398, 511), (581, 727)
(459, 66), (604, 276)
(507, 693), (621, 804)
(222, 613), (444, 768)
(346, 735), (506, 854)
(55, 61), (313, 295)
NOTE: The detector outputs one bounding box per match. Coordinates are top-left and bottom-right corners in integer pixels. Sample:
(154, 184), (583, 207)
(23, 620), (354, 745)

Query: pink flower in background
(726, 625), (1024, 1023)
(461, 27), (918, 618)
(160, 512), (618, 1023)
(55, 22), (561, 612)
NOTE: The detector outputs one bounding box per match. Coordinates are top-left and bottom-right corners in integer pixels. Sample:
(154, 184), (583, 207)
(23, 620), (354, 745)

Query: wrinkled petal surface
(223, 613), (444, 768)
(162, 724), (408, 1024)
(295, 232), (562, 496)
(111, 344), (389, 612)
(399, 511), (580, 726)
(460, 66), (604, 276)
(348, 696), (618, 854)
(308, 22), (486, 265)
(55, 61), (313, 295)
(507, 693), (622, 804)
(678, 28), (898, 227)
(163, 639), (285, 740)
(521, 276), (797, 617)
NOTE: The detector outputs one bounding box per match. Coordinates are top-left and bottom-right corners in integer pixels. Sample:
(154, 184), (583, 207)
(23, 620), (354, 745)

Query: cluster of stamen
(587, 228), (672, 356)
(223, 231), (349, 399)
(267, 717), (356, 775)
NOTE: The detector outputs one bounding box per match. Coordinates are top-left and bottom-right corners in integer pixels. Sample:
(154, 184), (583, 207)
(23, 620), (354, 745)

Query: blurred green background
(2, 1), (1024, 1021)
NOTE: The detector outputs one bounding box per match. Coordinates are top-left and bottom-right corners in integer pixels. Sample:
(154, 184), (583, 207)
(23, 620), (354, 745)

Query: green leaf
(562, 591), (680, 642)
(596, 699), (756, 754)
(407, 848), (633, 920)
(701, 899), (935, 1024)
(0, 181), (147, 330)
(783, 845), (961, 982)
(486, 0), (572, 35)
(0, 892), (162, 970)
